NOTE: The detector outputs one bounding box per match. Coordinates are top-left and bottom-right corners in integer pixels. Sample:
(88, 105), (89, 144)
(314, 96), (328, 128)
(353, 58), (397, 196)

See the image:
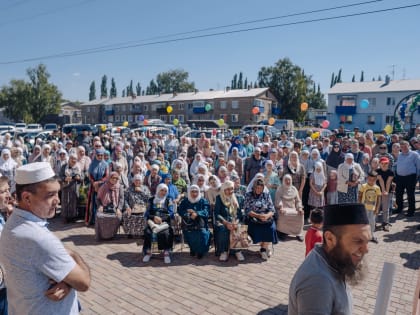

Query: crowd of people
(0, 125), (419, 262)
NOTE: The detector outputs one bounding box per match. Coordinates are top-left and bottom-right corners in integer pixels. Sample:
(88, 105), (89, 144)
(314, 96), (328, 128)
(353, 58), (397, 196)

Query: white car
(15, 123), (27, 132)
(26, 123), (43, 133)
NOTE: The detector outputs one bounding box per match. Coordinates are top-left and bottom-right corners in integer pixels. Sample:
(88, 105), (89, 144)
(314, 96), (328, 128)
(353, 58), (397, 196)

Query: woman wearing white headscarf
(178, 185), (211, 259)
(0, 149), (17, 191)
(142, 183), (174, 264)
(281, 151), (306, 199)
(308, 161), (327, 208)
(337, 153), (364, 203)
(205, 175), (221, 208)
(275, 174), (304, 241)
(214, 181), (245, 261)
(189, 153), (203, 178)
(28, 145), (42, 163)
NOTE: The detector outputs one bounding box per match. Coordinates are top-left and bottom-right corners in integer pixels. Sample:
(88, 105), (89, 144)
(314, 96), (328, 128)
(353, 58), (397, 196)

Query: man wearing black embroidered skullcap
(288, 203), (370, 315)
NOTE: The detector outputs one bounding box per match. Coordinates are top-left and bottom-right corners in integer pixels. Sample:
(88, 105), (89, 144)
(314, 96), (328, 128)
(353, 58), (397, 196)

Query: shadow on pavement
(256, 304), (288, 315)
(61, 233), (138, 246)
(382, 220), (420, 243)
(400, 250), (420, 270)
(107, 249), (268, 268)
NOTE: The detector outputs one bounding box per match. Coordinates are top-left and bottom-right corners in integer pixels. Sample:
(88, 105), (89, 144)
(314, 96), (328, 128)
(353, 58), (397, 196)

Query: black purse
(104, 204), (116, 214)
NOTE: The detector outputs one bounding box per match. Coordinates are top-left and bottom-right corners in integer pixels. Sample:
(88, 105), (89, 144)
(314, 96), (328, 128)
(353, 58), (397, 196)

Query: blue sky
(1, 0), (419, 102)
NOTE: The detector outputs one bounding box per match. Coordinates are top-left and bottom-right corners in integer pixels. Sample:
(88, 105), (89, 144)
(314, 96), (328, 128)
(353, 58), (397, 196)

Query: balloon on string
(268, 117), (275, 125)
(217, 118), (225, 126)
(173, 118), (179, 126)
(139, 115), (145, 121)
(383, 124), (393, 134)
(123, 121), (129, 127)
(360, 99), (369, 109)
(300, 102), (308, 112)
(101, 125), (107, 132)
(321, 120), (330, 129)
(143, 119), (148, 126)
(311, 131), (320, 140)
(166, 105), (173, 114)
(205, 103), (212, 112)
(252, 107), (260, 115)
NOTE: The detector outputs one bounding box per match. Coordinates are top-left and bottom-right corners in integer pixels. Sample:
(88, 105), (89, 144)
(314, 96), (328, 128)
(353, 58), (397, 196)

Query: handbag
(147, 219), (170, 233)
(246, 216), (274, 225)
(181, 215), (205, 231)
(104, 204), (116, 214)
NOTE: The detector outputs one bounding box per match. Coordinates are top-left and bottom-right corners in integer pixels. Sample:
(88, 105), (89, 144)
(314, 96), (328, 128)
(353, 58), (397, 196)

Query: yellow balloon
(167, 105), (173, 114)
(384, 124), (393, 134)
(173, 118), (179, 126)
(101, 125), (106, 132)
(218, 118), (225, 126)
(123, 121), (129, 127)
(268, 117), (275, 125)
(311, 131), (320, 140)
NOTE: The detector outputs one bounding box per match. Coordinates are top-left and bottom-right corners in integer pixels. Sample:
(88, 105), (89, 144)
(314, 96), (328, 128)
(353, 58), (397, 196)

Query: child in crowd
(308, 162), (326, 209)
(359, 171), (382, 243)
(305, 208), (323, 257)
(326, 170), (338, 205)
(376, 157), (394, 232)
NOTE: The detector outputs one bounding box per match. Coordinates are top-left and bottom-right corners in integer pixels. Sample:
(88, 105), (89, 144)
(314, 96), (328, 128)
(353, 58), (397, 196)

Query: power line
(1, 3), (419, 65)
(43, 0), (387, 55)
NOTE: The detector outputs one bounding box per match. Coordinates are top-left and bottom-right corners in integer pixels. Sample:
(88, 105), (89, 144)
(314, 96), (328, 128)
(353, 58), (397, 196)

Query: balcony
(156, 108), (167, 114)
(105, 109), (114, 115)
(335, 106), (356, 115)
(272, 107), (281, 115)
(193, 107), (206, 114)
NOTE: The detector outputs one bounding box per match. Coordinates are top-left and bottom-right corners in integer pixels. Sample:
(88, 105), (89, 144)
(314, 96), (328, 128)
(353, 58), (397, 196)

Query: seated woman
(274, 174), (304, 241)
(142, 184), (174, 264)
(122, 174), (152, 238)
(95, 172), (125, 240)
(178, 185), (211, 259)
(244, 178), (277, 260)
(214, 181), (245, 262)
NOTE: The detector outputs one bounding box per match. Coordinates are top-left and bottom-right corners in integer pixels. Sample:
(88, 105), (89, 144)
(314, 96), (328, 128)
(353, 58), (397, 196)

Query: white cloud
(72, 72), (80, 77)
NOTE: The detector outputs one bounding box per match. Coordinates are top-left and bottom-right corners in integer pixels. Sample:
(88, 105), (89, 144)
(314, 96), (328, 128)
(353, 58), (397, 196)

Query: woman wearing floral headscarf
(178, 185), (211, 259)
(281, 151), (306, 199)
(214, 180), (245, 261)
(337, 153), (364, 203)
(142, 183), (174, 264)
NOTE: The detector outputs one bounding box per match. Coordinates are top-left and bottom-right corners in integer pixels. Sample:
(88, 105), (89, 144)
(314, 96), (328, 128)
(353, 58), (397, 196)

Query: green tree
(155, 69), (195, 93)
(244, 78), (248, 89)
(146, 79), (158, 95)
(122, 89), (126, 97)
(110, 78), (117, 98)
(0, 79), (31, 121)
(360, 71), (364, 82)
(253, 81), (258, 88)
(351, 75), (355, 82)
(330, 72), (335, 88)
(100, 75), (108, 98)
(128, 80), (134, 96)
(257, 58), (326, 121)
(378, 75), (382, 81)
(89, 81), (96, 100)
(136, 82), (141, 96)
(232, 74), (237, 89)
(238, 72), (243, 89)
(337, 69), (342, 83)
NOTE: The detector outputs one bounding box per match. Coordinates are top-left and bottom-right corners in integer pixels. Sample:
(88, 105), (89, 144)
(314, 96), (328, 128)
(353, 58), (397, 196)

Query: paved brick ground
(50, 194), (420, 315)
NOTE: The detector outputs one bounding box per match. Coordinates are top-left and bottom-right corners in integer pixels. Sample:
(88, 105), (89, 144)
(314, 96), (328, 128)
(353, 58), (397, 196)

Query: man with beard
(288, 203), (370, 315)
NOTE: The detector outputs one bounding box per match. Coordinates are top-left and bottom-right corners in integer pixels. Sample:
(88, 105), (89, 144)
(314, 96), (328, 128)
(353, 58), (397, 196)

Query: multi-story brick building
(80, 88), (279, 128)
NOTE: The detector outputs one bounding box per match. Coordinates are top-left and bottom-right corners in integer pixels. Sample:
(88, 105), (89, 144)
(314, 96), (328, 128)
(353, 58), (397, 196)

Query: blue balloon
(360, 99), (369, 109)
(139, 115), (145, 121)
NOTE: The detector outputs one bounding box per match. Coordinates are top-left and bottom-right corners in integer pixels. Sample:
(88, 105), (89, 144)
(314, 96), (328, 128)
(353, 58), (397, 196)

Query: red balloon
(143, 119), (148, 126)
(321, 120), (330, 128)
(252, 107), (260, 114)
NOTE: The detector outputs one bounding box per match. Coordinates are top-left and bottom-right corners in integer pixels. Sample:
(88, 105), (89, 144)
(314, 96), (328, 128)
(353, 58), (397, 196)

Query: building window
(109, 116), (114, 122)
(386, 97), (395, 106)
(114, 115), (120, 122)
(86, 107), (90, 113)
(220, 101), (227, 109)
(187, 103), (193, 109)
(385, 115), (394, 124)
(160, 115), (167, 122)
(232, 101), (239, 109)
(169, 115), (175, 122)
(346, 115), (352, 123)
(339, 96), (356, 106)
(121, 105), (126, 111)
(231, 114), (239, 122)
(178, 115), (184, 122)
(127, 115), (133, 122)
(367, 98), (376, 107)
(367, 115), (375, 124)
(179, 103), (184, 110)
(143, 104), (149, 111)
(120, 115), (126, 122)
(193, 101), (204, 108)
(219, 114), (225, 119)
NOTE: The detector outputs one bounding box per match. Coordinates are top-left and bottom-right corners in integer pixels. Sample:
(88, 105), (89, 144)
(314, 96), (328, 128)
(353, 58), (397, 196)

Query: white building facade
(327, 79), (420, 132)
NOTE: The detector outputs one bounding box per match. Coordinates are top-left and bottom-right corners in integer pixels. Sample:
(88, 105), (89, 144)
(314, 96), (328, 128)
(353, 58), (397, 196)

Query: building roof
(82, 88), (271, 106)
(328, 79), (420, 94)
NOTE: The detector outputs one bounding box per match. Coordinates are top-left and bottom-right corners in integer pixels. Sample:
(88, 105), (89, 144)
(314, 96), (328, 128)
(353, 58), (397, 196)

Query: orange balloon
(252, 107), (260, 115)
(143, 119), (148, 126)
(300, 102), (308, 112)
(268, 117), (275, 125)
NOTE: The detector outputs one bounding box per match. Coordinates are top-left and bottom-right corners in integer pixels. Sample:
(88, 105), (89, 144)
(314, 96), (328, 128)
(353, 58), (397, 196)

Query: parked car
(62, 124), (93, 136)
(43, 123), (58, 131)
(183, 129), (233, 140)
(292, 128), (332, 140)
(240, 125), (282, 139)
(14, 123), (27, 132)
(0, 125), (15, 133)
(26, 123), (43, 133)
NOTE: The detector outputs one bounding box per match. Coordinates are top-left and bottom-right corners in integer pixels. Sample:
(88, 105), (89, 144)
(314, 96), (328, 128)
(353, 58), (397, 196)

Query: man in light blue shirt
(0, 162), (91, 315)
(394, 140), (420, 216)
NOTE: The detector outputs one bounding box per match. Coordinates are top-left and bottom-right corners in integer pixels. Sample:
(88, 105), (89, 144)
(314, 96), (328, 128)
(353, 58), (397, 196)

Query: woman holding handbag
(214, 181), (245, 262)
(244, 178), (278, 260)
(142, 184), (174, 264)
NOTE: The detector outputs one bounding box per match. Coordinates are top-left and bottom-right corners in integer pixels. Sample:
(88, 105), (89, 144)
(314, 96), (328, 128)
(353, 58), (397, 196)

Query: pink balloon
(321, 120), (330, 128)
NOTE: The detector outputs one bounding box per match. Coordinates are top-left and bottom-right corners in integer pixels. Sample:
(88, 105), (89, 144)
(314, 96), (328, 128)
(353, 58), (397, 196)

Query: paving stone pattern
(50, 195), (420, 315)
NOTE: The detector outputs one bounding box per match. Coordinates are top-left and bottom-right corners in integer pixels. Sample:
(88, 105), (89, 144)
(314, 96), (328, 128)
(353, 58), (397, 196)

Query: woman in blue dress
(178, 185), (211, 259)
(244, 178), (278, 260)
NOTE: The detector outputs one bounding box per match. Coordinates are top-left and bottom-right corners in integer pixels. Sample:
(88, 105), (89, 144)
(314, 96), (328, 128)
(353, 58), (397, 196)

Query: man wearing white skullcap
(0, 162), (90, 314)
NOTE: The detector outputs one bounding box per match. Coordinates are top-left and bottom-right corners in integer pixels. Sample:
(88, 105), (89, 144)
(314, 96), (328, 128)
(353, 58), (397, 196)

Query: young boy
(359, 171), (382, 243)
(376, 157), (394, 231)
(305, 208), (323, 257)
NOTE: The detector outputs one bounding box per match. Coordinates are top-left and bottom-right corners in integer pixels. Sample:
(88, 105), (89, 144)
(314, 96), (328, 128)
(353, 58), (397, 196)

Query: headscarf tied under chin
(154, 183), (168, 204)
(220, 180), (239, 216)
(97, 171), (120, 206)
(188, 185), (201, 204)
